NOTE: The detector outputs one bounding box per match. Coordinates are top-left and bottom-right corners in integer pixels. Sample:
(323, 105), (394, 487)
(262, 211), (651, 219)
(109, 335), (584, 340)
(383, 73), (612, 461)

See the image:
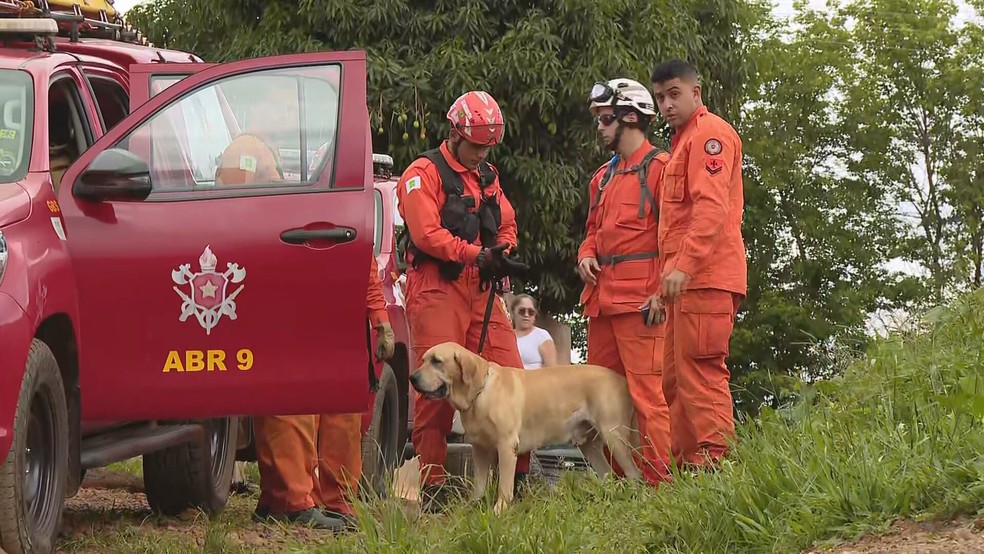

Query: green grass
(58, 290), (984, 553)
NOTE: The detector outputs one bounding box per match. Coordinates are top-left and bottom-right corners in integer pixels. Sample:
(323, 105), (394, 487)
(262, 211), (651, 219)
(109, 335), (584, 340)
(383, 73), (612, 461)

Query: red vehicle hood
(0, 184), (31, 227)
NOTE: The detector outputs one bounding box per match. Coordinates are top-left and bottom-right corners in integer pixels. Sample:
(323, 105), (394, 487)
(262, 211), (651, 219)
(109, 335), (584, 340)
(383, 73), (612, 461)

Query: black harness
(592, 148), (663, 217)
(397, 148), (502, 282)
(591, 148), (665, 266)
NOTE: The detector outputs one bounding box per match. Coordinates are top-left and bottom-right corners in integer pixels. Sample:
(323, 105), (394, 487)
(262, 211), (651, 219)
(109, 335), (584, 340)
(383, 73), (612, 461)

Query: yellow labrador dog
(409, 341), (642, 513)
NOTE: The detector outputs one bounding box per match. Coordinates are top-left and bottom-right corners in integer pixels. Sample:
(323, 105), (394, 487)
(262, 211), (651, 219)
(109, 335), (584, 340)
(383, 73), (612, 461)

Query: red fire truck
(0, 3), (412, 551)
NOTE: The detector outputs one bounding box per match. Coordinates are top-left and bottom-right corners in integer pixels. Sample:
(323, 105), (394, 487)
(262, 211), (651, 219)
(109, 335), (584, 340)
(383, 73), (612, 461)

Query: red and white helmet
(446, 91), (505, 146)
(589, 78), (657, 116)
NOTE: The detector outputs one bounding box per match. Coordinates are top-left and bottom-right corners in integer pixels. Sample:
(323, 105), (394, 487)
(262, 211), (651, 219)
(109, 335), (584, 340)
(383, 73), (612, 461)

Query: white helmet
(588, 78), (657, 116)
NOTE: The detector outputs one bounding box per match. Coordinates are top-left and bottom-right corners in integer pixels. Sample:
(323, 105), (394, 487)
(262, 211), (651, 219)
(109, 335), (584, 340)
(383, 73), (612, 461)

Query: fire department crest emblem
(171, 246), (246, 335)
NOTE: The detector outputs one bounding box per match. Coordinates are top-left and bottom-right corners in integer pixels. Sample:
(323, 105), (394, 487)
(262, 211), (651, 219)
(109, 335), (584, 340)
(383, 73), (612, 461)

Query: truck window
(150, 75), (186, 97)
(115, 65), (342, 192)
(139, 73), (236, 187)
(85, 75), (129, 131)
(170, 85), (233, 184)
(0, 69), (33, 184)
(49, 74), (94, 192)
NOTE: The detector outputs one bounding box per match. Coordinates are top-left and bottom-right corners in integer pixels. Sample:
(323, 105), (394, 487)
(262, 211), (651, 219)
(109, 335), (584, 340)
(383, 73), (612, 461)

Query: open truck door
(57, 51), (376, 421)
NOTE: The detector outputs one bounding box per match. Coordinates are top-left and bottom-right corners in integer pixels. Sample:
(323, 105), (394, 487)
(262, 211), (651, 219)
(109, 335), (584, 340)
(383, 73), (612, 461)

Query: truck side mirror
(74, 148), (153, 202)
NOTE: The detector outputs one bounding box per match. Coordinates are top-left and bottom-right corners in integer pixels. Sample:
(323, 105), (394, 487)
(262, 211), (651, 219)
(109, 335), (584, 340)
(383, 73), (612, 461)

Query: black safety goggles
(589, 81), (624, 105)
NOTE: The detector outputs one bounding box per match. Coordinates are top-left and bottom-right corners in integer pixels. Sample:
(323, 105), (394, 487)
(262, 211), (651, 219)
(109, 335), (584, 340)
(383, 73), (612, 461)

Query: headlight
(0, 230), (7, 284)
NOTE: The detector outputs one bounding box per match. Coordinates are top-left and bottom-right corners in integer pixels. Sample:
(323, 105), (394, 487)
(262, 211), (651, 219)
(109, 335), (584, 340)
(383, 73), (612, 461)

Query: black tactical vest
(398, 148), (502, 281)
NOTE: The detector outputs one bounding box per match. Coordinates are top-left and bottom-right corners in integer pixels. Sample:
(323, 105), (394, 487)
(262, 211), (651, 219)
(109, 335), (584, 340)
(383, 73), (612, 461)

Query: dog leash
(476, 278), (501, 355)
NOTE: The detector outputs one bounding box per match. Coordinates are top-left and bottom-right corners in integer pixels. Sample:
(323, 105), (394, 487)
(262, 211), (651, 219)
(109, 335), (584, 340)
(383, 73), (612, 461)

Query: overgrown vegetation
(59, 289), (984, 553)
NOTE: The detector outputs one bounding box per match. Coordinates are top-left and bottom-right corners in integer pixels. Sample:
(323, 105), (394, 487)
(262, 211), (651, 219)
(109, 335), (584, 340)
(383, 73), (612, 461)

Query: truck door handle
(280, 227), (357, 244)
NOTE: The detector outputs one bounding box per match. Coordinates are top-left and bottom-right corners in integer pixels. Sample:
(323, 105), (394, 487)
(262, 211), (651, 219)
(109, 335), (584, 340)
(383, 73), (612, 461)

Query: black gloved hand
(476, 242), (509, 269)
(497, 253), (530, 278)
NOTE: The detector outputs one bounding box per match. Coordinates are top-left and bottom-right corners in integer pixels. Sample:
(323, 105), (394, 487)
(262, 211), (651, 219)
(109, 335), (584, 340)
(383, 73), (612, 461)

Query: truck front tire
(361, 364), (400, 498)
(0, 339), (69, 554)
(142, 417), (238, 516)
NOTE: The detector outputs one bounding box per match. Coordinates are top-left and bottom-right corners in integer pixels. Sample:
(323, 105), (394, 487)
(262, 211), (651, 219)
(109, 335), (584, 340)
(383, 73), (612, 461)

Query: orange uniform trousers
(658, 105), (747, 468)
(253, 257), (388, 515)
(662, 288), (741, 467)
(253, 413), (362, 515)
(407, 262), (530, 486)
(586, 313), (672, 484)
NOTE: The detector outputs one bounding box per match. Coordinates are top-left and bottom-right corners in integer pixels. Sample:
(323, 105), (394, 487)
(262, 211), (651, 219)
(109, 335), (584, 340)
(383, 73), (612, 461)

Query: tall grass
(325, 290), (984, 553)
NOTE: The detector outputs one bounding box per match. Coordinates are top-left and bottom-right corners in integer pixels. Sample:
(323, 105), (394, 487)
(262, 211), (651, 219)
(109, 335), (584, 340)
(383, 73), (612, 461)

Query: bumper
(0, 291), (31, 466)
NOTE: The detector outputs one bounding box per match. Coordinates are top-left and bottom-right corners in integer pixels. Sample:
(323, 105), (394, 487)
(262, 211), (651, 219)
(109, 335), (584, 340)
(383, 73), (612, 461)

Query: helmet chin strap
(449, 132), (463, 163)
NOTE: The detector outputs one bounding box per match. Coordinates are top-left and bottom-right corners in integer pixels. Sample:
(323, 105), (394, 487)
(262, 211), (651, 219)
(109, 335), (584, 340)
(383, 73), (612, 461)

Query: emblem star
(199, 280), (218, 298)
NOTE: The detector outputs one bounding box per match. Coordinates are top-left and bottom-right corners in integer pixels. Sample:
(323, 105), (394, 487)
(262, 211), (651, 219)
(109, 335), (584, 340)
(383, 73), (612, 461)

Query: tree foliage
(127, 0), (768, 315)
(730, 0), (984, 411)
(837, 0), (981, 304)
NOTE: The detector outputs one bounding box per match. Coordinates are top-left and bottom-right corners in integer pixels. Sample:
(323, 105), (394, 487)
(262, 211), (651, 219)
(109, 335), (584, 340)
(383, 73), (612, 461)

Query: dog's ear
(454, 350), (472, 387)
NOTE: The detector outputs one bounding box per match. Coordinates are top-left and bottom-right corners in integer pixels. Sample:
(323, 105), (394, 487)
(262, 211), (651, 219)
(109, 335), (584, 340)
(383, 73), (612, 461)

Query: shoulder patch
(705, 157), (724, 175)
(405, 175), (422, 194)
(704, 139), (722, 155)
(239, 155), (257, 173)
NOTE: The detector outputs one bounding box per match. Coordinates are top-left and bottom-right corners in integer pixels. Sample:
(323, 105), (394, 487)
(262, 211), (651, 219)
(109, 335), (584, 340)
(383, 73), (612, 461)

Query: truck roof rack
(0, 0), (151, 49)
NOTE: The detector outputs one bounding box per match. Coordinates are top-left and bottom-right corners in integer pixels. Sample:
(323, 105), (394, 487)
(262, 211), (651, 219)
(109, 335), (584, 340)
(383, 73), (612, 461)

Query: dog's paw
(493, 498), (508, 515)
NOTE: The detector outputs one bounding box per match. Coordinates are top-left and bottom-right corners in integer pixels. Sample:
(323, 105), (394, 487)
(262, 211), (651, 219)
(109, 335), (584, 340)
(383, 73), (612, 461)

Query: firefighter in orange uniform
(643, 59), (747, 469)
(397, 91), (529, 512)
(314, 256), (395, 523)
(214, 105), (396, 530)
(577, 78), (672, 486)
(252, 256), (394, 530)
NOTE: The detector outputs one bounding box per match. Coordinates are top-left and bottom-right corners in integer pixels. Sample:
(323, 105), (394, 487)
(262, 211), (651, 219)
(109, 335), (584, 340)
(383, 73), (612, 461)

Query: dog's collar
(466, 367), (492, 408)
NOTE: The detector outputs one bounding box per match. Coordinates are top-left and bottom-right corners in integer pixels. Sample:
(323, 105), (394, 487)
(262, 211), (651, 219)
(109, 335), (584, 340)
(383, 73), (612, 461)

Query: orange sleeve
(215, 135), (280, 186)
(366, 255), (388, 327)
(674, 123), (736, 278)
(396, 162), (483, 265)
(494, 178), (518, 251)
(577, 164), (609, 262)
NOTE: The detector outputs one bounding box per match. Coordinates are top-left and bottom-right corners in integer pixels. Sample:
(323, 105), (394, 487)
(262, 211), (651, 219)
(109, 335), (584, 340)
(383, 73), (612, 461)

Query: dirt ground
(55, 466), (984, 553)
(56, 466), (340, 553)
(810, 517), (984, 554)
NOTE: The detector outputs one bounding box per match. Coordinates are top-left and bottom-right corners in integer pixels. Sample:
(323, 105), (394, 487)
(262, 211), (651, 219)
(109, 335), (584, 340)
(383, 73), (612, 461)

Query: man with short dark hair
(645, 59), (747, 470)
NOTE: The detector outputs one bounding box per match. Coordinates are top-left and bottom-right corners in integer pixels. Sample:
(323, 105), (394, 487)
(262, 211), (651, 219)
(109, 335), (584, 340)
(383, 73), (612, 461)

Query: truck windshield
(0, 70), (33, 184)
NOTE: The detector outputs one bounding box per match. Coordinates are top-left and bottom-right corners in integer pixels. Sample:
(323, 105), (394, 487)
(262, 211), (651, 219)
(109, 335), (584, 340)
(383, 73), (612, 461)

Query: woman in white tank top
(510, 294), (557, 370)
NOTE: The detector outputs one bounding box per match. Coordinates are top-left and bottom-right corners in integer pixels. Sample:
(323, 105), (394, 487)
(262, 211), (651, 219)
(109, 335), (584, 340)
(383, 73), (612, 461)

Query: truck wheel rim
(24, 388), (57, 533)
(208, 419), (229, 481)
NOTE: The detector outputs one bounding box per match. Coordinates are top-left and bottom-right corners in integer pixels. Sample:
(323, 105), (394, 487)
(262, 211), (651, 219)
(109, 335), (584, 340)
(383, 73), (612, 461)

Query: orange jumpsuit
(397, 141), (530, 486)
(314, 256), (389, 516)
(254, 256), (387, 514)
(659, 105), (747, 467)
(577, 143), (672, 485)
(217, 131), (381, 515)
